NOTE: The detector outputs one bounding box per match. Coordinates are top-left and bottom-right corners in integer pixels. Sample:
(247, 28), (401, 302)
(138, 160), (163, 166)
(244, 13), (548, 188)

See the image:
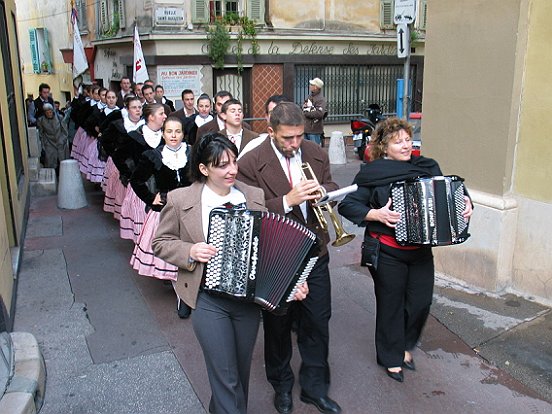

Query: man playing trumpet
(237, 102), (342, 414)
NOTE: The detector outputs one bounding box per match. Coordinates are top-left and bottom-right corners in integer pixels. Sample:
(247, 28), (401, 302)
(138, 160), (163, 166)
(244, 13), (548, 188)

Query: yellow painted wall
(422, 0), (522, 196)
(514, 0), (552, 201)
(0, 0), (31, 319)
(16, 0), (74, 104)
(269, 0), (383, 32)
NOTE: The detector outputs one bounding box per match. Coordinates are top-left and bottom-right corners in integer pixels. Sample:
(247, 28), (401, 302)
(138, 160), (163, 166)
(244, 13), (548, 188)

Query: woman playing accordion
(152, 133), (308, 414)
(338, 117), (473, 383)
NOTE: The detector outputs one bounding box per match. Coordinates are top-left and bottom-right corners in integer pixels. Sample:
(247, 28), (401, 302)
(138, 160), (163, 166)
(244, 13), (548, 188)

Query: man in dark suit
(115, 76), (132, 108)
(34, 83), (55, 120)
(237, 102), (341, 414)
(154, 84), (175, 112)
(218, 99), (259, 154)
(196, 90), (233, 139)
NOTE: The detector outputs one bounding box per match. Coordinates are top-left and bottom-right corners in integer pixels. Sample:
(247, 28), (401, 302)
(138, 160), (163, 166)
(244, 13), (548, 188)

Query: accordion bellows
(390, 175), (470, 246)
(203, 207), (319, 312)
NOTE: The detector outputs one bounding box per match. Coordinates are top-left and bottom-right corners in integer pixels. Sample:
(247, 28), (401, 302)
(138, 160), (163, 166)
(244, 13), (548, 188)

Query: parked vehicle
(351, 103), (385, 161)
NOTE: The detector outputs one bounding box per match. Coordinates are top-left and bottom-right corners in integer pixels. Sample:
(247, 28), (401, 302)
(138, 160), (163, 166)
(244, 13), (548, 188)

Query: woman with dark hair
(129, 116), (193, 318)
(338, 117), (473, 383)
(153, 133), (309, 413)
(100, 95), (144, 219)
(115, 103), (167, 242)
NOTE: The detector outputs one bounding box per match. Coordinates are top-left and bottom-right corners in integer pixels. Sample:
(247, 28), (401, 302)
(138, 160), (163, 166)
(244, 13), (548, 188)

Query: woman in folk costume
(129, 116), (193, 318)
(96, 90), (121, 191)
(69, 84), (93, 162)
(115, 103), (167, 242)
(100, 95), (144, 219)
(82, 88), (114, 182)
(74, 85), (102, 169)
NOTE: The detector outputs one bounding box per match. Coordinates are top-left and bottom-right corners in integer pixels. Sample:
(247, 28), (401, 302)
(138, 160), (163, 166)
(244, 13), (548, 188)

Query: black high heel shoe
(386, 368), (404, 382)
(402, 358), (416, 371)
(177, 299), (191, 319)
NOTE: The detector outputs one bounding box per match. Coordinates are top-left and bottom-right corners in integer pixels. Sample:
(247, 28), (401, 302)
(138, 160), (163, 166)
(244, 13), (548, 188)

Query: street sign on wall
(394, 0), (416, 24)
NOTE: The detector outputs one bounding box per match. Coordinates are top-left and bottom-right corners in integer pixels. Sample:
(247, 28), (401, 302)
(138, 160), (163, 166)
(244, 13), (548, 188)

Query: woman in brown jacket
(153, 133), (308, 413)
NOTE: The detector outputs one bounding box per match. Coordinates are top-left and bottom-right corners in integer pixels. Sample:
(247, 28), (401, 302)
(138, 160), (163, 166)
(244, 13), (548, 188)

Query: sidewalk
(9, 146), (552, 413)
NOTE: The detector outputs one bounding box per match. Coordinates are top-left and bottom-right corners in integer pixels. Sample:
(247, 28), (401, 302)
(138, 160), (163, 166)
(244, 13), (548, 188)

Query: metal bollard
(57, 159), (87, 209)
(328, 131), (347, 164)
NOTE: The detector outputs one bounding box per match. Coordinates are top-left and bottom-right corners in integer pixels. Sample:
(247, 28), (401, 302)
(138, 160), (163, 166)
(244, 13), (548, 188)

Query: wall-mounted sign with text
(156, 66), (203, 100)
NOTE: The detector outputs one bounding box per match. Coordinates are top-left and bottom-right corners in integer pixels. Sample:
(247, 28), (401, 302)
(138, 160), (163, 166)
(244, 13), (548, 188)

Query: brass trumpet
(293, 154), (355, 247)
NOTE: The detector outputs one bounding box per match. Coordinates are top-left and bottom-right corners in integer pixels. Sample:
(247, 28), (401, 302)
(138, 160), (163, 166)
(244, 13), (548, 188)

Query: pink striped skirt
(83, 140), (106, 183)
(70, 127), (87, 161)
(130, 210), (178, 281)
(119, 186), (146, 242)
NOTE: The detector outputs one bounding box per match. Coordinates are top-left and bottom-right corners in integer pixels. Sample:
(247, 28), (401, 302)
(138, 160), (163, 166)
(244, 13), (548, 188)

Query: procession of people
(37, 74), (473, 414)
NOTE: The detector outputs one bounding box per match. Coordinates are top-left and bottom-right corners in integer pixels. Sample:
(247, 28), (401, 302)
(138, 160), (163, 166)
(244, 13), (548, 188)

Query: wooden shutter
(246, 0), (264, 23)
(380, 0), (394, 29)
(118, 0), (126, 29)
(99, 0), (109, 33)
(42, 28), (52, 73)
(417, 0), (427, 30)
(28, 28), (40, 73)
(76, 0), (87, 31)
(192, 0), (209, 23)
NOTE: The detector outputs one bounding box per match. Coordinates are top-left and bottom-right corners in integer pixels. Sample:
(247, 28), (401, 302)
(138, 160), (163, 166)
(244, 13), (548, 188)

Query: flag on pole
(133, 25), (149, 83)
(71, 5), (88, 79)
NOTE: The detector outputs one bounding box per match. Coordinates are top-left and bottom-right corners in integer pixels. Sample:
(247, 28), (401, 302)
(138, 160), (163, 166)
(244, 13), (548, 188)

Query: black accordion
(390, 175), (470, 246)
(202, 207), (319, 312)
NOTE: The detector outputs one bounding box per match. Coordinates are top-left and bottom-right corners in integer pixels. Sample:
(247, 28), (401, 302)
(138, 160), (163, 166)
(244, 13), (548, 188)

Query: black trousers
(192, 291), (260, 414)
(263, 253), (332, 398)
(371, 243), (434, 368)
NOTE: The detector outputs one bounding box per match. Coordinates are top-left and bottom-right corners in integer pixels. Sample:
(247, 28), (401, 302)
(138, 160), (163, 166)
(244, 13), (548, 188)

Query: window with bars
(295, 64), (418, 122)
(192, 0), (264, 24)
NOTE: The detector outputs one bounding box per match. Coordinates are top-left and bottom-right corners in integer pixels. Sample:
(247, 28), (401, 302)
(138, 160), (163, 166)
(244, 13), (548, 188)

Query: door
(213, 68), (252, 119)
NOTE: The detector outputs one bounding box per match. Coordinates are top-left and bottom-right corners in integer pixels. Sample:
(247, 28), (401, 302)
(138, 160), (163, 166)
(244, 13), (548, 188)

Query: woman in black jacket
(129, 116), (193, 318)
(338, 117), (473, 382)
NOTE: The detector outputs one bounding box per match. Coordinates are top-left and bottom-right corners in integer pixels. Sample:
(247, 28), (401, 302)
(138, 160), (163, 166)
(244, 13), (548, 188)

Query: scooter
(351, 104), (385, 161)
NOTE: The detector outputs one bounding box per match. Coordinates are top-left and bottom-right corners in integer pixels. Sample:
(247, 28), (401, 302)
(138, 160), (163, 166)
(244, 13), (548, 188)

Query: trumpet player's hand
(367, 198), (401, 228)
(293, 282), (309, 301)
(190, 242), (217, 263)
(285, 179), (320, 207)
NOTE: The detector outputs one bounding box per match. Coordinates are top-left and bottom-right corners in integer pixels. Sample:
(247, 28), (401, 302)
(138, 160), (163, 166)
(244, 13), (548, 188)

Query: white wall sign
(394, 0), (416, 24)
(155, 7), (185, 26)
(156, 66), (203, 100)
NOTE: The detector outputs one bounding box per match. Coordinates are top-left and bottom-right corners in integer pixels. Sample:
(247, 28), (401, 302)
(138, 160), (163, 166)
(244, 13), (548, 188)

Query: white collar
(161, 144), (188, 170)
(142, 124), (163, 148)
(123, 114), (144, 132)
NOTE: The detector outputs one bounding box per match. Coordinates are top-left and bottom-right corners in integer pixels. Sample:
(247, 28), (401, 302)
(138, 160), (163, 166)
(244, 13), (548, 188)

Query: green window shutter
(246, 0), (264, 23)
(380, 0), (395, 29)
(118, 0), (126, 29)
(29, 28), (40, 73)
(42, 28), (52, 73)
(99, 0), (109, 33)
(192, 0), (209, 23)
(417, 0), (427, 30)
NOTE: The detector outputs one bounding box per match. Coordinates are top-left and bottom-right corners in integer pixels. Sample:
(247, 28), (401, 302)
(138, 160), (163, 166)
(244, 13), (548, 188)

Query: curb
(0, 332), (45, 414)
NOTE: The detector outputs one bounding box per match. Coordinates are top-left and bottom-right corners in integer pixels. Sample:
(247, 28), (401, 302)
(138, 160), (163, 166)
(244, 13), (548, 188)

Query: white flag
(72, 7), (88, 79)
(133, 25), (149, 83)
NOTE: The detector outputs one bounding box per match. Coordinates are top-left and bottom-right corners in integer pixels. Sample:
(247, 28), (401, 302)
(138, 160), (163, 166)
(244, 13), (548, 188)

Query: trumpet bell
(331, 231), (356, 247)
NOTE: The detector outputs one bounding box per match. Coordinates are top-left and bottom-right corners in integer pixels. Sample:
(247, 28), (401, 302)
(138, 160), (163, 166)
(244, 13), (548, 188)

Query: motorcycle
(351, 104), (385, 161)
